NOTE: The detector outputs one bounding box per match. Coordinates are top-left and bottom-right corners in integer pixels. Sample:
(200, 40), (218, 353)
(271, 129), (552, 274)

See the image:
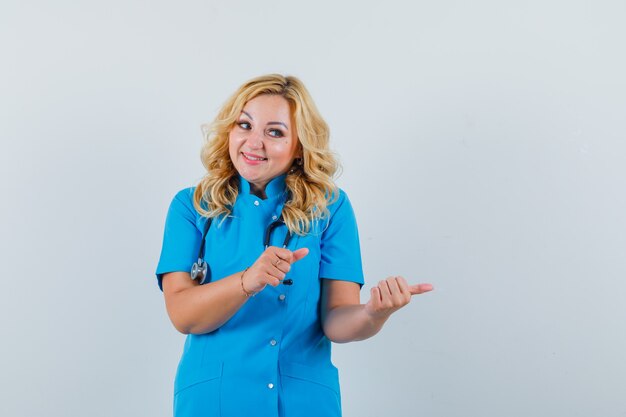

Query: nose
(245, 130), (263, 149)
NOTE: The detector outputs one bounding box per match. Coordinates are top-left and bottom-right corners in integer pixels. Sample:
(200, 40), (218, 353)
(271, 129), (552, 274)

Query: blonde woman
(155, 74), (433, 417)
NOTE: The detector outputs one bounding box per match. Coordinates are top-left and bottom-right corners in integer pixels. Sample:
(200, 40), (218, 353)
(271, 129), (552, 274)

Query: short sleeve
(155, 187), (202, 291)
(319, 190), (364, 287)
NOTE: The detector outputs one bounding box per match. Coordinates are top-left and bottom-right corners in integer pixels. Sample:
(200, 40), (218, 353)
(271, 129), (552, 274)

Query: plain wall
(1, 1), (625, 416)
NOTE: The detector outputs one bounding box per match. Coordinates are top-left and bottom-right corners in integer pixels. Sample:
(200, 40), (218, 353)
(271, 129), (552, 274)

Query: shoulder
(172, 186), (196, 203)
(326, 188), (355, 217)
(316, 188), (358, 234)
(167, 186), (199, 217)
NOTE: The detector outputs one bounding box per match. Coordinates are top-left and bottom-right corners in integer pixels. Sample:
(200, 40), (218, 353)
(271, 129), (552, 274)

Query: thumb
(408, 283), (434, 295)
(291, 247), (309, 263)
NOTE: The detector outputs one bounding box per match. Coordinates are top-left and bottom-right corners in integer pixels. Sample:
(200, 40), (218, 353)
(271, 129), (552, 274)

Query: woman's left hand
(364, 276), (433, 321)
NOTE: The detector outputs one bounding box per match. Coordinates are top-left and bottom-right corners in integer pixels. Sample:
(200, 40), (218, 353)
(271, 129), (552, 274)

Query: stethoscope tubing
(191, 215), (293, 285)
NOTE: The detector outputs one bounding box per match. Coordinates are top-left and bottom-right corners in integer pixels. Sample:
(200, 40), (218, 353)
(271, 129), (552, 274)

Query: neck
(250, 184), (267, 199)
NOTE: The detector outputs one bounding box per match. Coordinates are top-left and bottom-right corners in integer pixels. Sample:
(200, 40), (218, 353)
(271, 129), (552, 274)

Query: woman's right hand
(242, 247), (309, 294)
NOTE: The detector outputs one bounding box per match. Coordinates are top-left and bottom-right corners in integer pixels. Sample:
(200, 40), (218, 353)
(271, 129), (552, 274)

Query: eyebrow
(241, 110), (289, 130)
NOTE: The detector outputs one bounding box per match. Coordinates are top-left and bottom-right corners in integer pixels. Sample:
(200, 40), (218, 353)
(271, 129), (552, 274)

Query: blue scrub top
(155, 174), (364, 417)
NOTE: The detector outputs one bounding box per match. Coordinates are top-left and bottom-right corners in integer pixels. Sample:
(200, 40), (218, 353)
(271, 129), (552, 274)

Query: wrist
(240, 267), (256, 297)
(364, 305), (392, 324)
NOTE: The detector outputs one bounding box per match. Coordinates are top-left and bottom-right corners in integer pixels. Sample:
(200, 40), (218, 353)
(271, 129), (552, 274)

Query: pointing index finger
(272, 247), (295, 264)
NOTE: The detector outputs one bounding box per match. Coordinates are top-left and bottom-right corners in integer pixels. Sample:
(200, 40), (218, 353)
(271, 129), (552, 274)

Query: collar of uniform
(238, 174), (287, 200)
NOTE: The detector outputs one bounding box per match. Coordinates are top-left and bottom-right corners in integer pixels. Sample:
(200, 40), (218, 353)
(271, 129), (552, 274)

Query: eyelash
(237, 121), (284, 138)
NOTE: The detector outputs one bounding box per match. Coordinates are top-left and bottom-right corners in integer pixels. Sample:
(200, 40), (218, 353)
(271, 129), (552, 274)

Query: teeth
(244, 153), (266, 161)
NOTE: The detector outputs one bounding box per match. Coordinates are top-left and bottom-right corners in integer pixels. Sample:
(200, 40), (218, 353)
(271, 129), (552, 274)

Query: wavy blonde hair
(192, 74), (339, 235)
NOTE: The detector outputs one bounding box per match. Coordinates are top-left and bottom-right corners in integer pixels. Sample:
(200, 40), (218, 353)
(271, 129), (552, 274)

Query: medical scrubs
(155, 174), (364, 417)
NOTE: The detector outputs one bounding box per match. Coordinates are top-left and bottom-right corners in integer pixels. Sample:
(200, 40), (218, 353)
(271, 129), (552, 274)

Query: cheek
(272, 145), (293, 161)
(228, 134), (241, 156)
(269, 138), (297, 158)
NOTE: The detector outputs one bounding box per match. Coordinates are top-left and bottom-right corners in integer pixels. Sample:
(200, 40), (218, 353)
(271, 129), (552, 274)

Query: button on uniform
(267, 383), (274, 389)
(254, 200), (260, 206)
(278, 294), (286, 301)
(270, 339), (277, 346)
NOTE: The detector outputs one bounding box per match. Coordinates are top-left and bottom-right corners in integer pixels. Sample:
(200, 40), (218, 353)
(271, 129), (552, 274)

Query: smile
(242, 152), (268, 162)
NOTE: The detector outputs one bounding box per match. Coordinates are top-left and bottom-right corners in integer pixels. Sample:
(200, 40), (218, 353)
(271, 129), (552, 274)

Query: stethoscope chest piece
(191, 258), (208, 285)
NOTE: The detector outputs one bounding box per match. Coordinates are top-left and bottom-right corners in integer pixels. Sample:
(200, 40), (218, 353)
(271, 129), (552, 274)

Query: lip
(241, 152), (267, 165)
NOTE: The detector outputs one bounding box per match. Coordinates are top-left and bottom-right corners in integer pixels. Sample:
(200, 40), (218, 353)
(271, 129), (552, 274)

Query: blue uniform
(155, 174), (364, 417)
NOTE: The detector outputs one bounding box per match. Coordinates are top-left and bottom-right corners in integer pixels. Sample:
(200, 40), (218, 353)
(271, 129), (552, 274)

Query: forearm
(322, 304), (389, 343)
(166, 272), (249, 335)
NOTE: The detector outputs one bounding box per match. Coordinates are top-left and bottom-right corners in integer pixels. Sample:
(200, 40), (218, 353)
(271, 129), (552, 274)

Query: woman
(155, 74), (433, 417)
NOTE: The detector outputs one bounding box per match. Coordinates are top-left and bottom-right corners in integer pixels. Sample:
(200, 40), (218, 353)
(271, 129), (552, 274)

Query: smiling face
(229, 94), (300, 197)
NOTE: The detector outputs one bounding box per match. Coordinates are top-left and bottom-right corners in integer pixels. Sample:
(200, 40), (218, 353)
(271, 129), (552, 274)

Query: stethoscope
(191, 215), (294, 285)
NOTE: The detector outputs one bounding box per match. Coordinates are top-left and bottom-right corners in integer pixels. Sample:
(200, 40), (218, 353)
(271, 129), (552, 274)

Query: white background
(1, 1), (625, 416)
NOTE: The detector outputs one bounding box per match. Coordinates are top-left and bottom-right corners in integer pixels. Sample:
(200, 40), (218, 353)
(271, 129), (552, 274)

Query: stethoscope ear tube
(264, 217), (292, 248)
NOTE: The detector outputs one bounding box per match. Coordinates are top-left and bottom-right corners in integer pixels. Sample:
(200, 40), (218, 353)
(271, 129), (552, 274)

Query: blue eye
(237, 121), (251, 130)
(268, 129), (284, 138)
